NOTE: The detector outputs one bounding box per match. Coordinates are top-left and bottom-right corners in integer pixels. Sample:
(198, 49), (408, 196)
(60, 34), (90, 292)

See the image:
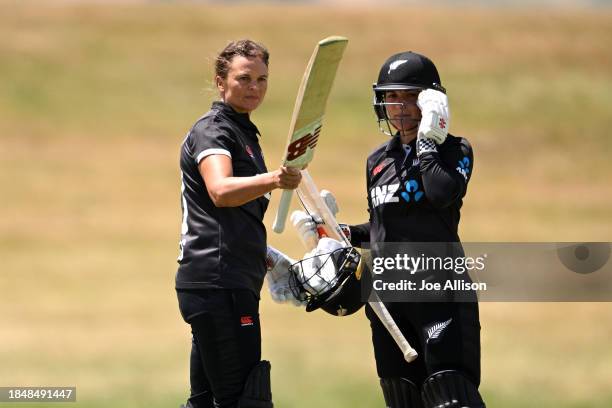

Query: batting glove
(417, 89), (450, 154)
(290, 210), (319, 250)
(320, 189), (339, 217)
(265, 246), (305, 307)
(338, 223), (351, 242)
(296, 237), (345, 295)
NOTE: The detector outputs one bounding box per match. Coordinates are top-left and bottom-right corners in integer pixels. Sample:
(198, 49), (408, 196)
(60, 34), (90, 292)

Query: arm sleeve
(191, 119), (236, 165)
(349, 223), (370, 248)
(418, 138), (474, 209)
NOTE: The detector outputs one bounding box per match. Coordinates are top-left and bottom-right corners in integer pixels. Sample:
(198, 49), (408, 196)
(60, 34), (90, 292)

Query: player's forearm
(208, 173), (276, 207)
(349, 222), (371, 248)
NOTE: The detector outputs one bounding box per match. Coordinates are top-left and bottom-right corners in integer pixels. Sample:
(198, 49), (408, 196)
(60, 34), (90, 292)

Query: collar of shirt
(402, 144), (412, 157)
(211, 101), (261, 138)
(385, 134), (416, 154)
(382, 134), (417, 168)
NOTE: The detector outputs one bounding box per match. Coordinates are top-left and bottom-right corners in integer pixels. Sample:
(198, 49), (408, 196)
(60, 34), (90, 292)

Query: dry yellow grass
(1, 2), (611, 407)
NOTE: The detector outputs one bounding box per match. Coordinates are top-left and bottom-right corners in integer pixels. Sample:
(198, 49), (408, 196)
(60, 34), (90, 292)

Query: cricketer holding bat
(264, 51), (486, 407)
(342, 51), (486, 407)
(175, 40), (301, 408)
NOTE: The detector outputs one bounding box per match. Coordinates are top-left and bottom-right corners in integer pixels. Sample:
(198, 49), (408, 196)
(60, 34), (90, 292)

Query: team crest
(426, 318), (453, 343)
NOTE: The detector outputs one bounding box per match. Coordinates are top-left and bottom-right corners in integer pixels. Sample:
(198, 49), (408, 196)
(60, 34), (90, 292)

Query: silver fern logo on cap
(388, 60), (408, 74)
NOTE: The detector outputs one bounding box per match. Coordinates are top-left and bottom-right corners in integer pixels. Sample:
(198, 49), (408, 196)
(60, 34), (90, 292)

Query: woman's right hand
(273, 166), (302, 189)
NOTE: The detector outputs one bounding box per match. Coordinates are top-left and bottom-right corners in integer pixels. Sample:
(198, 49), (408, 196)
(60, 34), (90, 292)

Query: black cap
(374, 51), (444, 93)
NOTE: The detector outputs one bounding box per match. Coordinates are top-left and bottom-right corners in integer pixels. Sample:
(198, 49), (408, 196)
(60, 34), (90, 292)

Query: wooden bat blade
(281, 36), (347, 169)
(272, 36), (347, 233)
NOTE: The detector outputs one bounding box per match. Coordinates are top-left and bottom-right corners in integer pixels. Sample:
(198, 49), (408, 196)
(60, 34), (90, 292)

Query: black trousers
(365, 301), (481, 387)
(177, 289), (261, 408)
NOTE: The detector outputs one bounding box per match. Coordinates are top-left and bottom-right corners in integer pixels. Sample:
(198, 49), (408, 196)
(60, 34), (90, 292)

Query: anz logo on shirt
(371, 179), (424, 208)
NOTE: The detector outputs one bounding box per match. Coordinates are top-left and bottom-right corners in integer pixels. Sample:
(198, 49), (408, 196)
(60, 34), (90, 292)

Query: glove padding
(290, 210), (319, 250)
(290, 189), (341, 251)
(417, 89), (450, 146)
(295, 238), (345, 295)
(265, 246), (305, 306)
(338, 223), (351, 242)
(320, 189), (339, 217)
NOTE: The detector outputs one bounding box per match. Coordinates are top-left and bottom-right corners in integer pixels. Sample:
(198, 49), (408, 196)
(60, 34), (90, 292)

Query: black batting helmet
(320, 269), (364, 317)
(289, 246), (364, 317)
(373, 51), (446, 130)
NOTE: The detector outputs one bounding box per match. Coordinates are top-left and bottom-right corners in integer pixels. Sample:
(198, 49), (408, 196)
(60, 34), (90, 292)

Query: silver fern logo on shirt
(426, 318), (453, 343)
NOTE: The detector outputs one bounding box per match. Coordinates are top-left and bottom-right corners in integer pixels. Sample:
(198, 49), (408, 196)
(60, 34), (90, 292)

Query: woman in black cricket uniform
(347, 52), (486, 407)
(175, 40), (301, 408)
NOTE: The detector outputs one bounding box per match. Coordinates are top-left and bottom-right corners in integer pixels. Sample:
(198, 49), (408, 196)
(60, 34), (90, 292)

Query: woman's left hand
(417, 89), (450, 145)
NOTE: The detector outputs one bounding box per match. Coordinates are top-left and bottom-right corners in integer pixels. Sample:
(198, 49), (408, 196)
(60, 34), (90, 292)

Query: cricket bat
(271, 36), (348, 233)
(296, 169), (419, 363)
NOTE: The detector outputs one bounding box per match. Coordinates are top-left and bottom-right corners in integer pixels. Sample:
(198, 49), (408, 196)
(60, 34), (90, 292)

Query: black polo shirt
(176, 101), (270, 295)
(350, 134), (474, 245)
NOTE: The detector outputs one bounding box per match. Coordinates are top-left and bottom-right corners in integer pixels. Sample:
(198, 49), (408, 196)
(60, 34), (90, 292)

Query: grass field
(1, 2), (612, 407)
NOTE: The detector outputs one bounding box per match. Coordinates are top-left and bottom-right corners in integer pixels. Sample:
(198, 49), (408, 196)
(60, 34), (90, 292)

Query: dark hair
(215, 39), (269, 79)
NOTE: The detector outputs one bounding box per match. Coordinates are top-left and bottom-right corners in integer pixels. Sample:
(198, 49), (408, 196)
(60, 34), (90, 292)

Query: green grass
(1, 2), (612, 407)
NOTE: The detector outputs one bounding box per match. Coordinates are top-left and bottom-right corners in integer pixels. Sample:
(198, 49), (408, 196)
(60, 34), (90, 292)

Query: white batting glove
(290, 190), (340, 251)
(320, 189), (339, 216)
(297, 237), (345, 295)
(338, 223), (351, 242)
(265, 246), (305, 307)
(290, 210), (319, 250)
(417, 89), (450, 153)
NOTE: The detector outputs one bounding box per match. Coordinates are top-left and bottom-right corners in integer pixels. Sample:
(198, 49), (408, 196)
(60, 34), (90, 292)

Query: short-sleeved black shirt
(176, 101), (270, 295)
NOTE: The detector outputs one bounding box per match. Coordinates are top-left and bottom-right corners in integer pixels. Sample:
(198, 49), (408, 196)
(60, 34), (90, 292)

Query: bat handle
(272, 189), (294, 233)
(368, 294), (418, 363)
(403, 346), (419, 363)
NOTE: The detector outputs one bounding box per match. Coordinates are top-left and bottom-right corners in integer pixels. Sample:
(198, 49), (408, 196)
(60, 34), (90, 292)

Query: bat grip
(368, 295), (418, 363)
(403, 346), (419, 363)
(272, 189), (294, 233)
